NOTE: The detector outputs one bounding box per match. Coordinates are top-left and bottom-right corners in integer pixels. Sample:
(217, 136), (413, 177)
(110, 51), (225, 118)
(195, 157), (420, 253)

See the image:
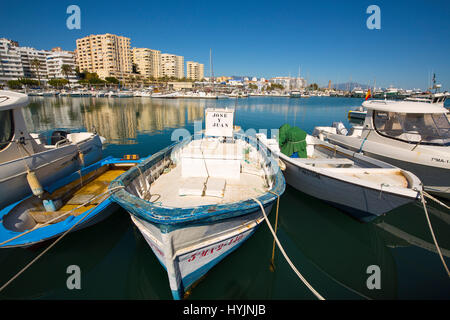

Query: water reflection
(24, 97), (206, 145)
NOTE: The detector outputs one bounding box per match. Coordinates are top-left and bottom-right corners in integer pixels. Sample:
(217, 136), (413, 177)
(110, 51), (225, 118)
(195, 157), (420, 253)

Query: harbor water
(0, 96), (449, 299)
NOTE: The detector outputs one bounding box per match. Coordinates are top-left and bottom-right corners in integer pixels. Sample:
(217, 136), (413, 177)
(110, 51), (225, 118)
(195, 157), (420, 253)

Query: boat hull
(282, 158), (416, 222)
(0, 135), (103, 209)
(129, 202), (273, 299)
(323, 134), (450, 199)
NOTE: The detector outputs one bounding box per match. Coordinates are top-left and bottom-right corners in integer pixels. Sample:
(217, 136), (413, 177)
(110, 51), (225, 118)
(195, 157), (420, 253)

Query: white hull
(322, 134), (450, 199)
(281, 155), (416, 221)
(129, 203), (272, 299)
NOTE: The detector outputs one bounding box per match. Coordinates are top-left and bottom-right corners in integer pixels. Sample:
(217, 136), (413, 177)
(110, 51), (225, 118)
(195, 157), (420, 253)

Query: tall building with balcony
(75, 33), (132, 80)
(270, 76), (306, 90)
(46, 50), (77, 83)
(0, 38), (24, 82)
(132, 48), (161, 79)
(161, 53), (184, 79)
(16, 46), (51, 81)
(186, 61), (204, 81)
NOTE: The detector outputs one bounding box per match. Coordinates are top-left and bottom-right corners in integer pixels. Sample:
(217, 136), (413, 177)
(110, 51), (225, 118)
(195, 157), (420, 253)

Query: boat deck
(57, 169), (127, 214)
(147, 163), (268, 208)
(28, 168), (127, 225)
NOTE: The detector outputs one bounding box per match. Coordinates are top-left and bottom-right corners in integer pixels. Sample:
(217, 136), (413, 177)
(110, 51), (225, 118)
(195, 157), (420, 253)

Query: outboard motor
(50, 130), (69, 145)
(332, 122), (348, 136)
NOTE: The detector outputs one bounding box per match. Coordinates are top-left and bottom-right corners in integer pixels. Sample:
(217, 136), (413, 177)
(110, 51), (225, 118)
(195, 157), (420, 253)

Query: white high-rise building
(270, 76), (306, 90)
(46, 49), (77, 83)
(17, 46), (51, 82)
(0, 38), (24, 82)
(161, 53), (184, 79)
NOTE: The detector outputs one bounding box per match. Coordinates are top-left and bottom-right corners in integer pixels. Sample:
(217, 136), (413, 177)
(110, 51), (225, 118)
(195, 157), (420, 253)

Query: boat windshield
(0, 110), (14, 151)
(373, 111), (450, 146)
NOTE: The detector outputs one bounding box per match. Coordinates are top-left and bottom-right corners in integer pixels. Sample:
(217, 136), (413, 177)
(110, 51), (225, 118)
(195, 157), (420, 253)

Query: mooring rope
(418, 188), (450, 277)
(422, 190), (450, 211)
(252, 197), (325, 300)
(268, 191), (280, 271)
(0, 186), (125, 293)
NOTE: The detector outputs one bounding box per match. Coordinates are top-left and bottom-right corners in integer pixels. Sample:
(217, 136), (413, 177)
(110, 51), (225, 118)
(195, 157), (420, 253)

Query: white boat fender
(332, 122), (348, 135)
(26, 171), (44, 197)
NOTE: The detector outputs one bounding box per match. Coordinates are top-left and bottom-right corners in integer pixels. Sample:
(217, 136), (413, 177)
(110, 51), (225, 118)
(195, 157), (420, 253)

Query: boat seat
(65, 194), (102, 205)
(178, 177), (207, 196)
(292, 158), (355, 167)
(205, 178), (226, 198)
(28, 210), (70, 224)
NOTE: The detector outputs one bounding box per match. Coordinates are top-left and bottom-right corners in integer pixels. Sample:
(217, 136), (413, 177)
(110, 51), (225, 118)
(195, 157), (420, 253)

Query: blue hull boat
(0, 156), (140, 248)
(110, 130), (285, 299)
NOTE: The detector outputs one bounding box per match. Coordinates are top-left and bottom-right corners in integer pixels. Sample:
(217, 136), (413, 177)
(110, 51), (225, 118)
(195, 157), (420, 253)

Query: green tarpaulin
(278, 124), (307, 158)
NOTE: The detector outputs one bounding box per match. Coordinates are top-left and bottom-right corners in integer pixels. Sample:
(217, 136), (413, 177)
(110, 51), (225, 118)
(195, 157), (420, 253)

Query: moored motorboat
(348, 106), (367, 120)
(0, 91), (104, 209)
(257, 125), (422, 222)
(110, 108), (285, 299)
(314, 100), (450, 199)
(0, 156), (140, 248)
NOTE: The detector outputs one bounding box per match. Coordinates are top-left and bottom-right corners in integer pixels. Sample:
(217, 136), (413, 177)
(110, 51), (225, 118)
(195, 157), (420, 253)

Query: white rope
(252, 197), (325, 300)
(419, 189), (450, 277)
(422, 190), (450, 210)
(0, 186), (125, 293)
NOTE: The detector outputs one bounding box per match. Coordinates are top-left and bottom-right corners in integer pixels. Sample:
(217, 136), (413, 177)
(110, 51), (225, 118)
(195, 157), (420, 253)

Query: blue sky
(1, 0), (449, 90)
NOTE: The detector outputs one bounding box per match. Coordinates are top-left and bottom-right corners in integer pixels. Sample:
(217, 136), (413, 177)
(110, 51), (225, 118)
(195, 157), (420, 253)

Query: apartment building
(76, 33), (132, 80)
(161, 53), (184, 79)
(186, 61), (204, 81)
(0, 38), (24, 82)
(17, 46), (51, 81)
(46, 49), (77, 82)
(270, 76), (307, 90)
(132, 48), (161, 79)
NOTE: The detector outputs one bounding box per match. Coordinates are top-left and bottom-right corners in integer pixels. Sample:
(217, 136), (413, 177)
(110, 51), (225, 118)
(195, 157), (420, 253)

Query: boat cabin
(361, 100), (450, 146)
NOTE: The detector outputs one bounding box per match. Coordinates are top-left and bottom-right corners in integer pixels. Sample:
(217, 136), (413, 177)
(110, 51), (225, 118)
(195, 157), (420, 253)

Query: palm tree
(31, 58), (41, 87)
(61, 64), (73, 89)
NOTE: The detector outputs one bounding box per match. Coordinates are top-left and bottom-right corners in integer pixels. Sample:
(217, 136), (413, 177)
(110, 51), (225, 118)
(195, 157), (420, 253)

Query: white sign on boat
(205, 108), (234, 137)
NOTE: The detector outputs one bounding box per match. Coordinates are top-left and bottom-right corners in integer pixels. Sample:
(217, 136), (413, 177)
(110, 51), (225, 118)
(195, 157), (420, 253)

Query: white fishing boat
(257, 126), (422, 222)
(110, 108), (285, 299)
(314, 100), (450, 198)
(151, 91), (180, 98)
(0, 91), (104, 209)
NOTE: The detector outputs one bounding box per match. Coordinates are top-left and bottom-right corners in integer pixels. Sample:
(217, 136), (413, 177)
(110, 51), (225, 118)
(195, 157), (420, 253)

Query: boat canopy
(373, 110), (450, 146)
(362, 100), (448, 114)
(0, 91), (29, 111)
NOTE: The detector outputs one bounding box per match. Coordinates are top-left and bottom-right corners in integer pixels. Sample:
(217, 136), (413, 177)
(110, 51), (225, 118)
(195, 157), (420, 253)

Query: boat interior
(2, 163), (136, 232)
(126, 137), (275, 209)
(258, 133), (413, 190)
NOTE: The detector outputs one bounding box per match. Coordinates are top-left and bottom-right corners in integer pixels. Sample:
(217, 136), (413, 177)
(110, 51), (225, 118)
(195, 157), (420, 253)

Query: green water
(0, 96), (449, 300)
